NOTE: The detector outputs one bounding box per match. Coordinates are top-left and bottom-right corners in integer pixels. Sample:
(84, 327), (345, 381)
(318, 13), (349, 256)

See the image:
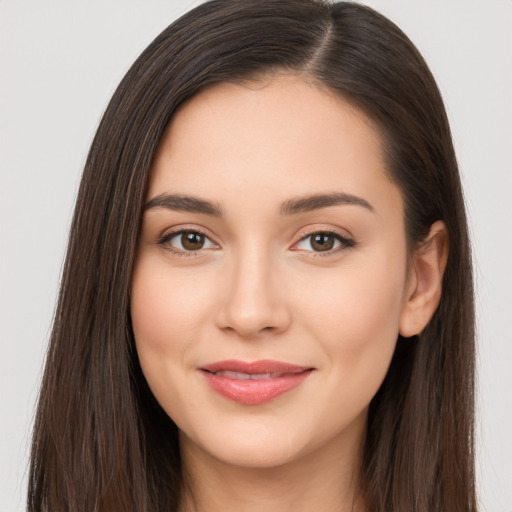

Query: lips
(199, 360), (314, 405)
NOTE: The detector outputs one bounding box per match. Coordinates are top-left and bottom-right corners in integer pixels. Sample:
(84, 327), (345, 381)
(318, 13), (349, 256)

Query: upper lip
(200, 359), (313, 375)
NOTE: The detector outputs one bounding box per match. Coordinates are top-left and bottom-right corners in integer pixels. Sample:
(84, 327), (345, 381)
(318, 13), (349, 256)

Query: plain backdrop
(1, 1), (511, 511)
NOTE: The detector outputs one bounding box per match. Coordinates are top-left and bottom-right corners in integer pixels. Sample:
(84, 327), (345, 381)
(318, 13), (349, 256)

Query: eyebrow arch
(145, 193), (223, 216)
(280, 192), (374, 215)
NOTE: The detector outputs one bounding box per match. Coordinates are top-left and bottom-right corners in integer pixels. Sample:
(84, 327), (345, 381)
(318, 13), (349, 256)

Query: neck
(178, 417), (367, 512)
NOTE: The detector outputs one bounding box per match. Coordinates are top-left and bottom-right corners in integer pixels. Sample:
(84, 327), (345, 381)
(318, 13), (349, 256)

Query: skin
(131, 75), (448, 512)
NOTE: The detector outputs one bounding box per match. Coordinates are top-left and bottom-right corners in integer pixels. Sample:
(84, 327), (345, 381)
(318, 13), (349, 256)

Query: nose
(215, 245), (292, 338)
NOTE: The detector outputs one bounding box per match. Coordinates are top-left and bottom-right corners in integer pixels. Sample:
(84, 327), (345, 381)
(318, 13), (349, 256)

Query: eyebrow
(145, 193), (223, 216)
(145, 191), (374, 216)
(280, 192), (374, 215)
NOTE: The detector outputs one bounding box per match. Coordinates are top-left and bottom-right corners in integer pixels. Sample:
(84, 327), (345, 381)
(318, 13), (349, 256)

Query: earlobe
(399, 221), (449, 338)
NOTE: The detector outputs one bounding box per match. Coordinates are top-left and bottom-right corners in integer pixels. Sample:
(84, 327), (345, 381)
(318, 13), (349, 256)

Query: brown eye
(160, 230), (217, 253)
(181, 231), (205, 250)
(310, 233), (336, 251)
(294, 231), (355, 253)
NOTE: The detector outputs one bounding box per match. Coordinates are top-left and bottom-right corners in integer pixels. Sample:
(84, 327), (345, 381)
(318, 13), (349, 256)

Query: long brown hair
(28, 1), (476, 511)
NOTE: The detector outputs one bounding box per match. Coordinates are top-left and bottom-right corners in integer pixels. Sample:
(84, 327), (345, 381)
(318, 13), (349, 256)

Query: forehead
(148, 74), (400, 216)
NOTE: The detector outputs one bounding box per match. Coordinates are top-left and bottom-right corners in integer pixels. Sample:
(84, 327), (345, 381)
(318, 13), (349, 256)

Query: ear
(399, 221), (449, 338)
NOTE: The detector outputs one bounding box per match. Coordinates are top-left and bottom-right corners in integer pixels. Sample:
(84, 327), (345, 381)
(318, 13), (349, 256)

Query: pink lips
(199, 360), (314, 405)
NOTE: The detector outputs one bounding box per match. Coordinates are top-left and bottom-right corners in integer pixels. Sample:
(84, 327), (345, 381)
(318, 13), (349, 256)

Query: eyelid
(294, 224), (353, 240)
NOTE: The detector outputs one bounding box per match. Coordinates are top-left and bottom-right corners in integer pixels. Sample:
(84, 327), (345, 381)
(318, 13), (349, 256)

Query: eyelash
(157, 228), (356, 257)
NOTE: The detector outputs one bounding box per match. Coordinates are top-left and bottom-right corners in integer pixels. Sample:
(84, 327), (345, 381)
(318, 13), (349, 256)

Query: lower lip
(200, 370), (313, 405)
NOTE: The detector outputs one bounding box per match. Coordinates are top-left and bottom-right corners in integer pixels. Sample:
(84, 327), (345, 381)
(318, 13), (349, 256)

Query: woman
(28, 1), (477, 511)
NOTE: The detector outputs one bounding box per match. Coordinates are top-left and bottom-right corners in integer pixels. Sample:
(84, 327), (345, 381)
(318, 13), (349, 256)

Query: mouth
(199, 360), (315, 405)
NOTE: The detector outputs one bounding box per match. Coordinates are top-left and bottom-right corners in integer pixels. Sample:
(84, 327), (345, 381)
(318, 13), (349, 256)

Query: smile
(199, 360), (314, 405)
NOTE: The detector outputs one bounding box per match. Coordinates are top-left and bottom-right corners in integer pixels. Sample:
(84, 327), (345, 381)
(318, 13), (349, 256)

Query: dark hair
(28, 1), (476, 511)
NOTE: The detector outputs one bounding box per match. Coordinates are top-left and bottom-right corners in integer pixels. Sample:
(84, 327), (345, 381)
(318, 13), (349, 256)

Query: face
(131, 75), (410, 470)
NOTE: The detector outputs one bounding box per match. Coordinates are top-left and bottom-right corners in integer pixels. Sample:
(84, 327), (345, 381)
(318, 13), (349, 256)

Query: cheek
(132, 256), (212, 338)
(301, 259), (404, 340)
(296, 253), (407, 404)
(130, 256), (214, 392)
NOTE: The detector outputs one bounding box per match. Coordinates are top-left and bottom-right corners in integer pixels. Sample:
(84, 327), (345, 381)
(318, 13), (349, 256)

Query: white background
(1, 1), (510, 511)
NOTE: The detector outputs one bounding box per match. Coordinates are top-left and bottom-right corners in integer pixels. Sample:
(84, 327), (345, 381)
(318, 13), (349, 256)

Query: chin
(183, 428), (311, 469)
(177, 404), (367, 472)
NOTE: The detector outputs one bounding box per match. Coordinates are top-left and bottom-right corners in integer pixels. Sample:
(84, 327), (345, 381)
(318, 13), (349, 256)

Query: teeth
(213, 371), (283, 380)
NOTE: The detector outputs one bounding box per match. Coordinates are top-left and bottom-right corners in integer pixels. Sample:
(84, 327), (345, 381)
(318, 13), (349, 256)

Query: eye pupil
(311, 233), (335, 251)
(182, 232), (205, 250)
